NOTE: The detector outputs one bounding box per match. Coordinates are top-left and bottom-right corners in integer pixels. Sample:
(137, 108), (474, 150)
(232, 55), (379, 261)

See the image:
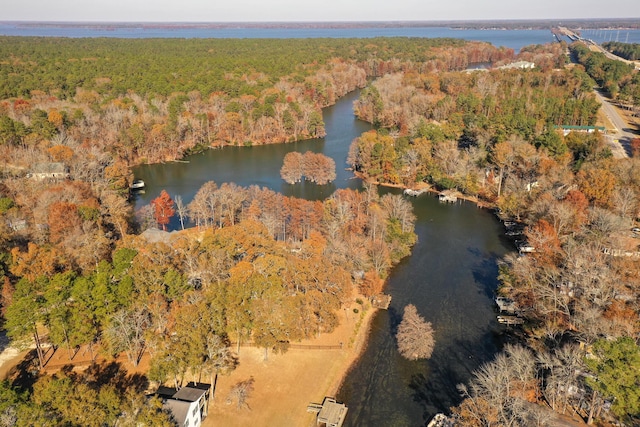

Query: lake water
(133, 89), (512, 424)
(337, 189), (508, 425)
(132, 89), (371, 214)
(0, 23), (556, 52)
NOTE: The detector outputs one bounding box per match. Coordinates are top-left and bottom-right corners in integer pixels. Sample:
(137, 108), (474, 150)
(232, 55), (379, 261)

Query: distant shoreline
(2, 18), (640, 31)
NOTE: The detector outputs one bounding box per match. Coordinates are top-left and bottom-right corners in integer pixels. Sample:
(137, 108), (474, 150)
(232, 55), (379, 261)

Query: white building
(155, 383), (210, 427)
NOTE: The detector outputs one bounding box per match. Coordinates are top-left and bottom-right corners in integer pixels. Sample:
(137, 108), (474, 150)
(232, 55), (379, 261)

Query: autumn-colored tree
(280, 151), (336, 185)
(359, 270), (384, 298)
(563, 189), (589, 229)
(396, 304), (435, 361)
(48, 201), (82, 244)
(631, 138), (640, 157)
(280, 152), (304, 184)
(576, 165), (617, 208)
(47, 145), (74, 162)
(526, 219), (563, 264)
(151, 190), (175, 231)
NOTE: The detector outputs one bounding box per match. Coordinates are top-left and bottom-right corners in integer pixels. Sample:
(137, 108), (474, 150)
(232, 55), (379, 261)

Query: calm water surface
(338, 190), (508, 425)
(133, 90), (512, 425)
(132, 89), (370, 212)
(1, 24), (558, 52)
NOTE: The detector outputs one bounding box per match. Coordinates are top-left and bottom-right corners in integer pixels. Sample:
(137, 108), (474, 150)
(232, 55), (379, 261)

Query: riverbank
(204, 300), (378, 427)
(354, 172), (495, 210)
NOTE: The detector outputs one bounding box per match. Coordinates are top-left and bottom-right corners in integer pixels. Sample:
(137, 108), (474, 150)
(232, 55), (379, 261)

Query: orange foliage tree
(48, 201), (82, 244)
(151, 190), (175, 231)
(47, 145), (74, 162)
(632, 138), (640, 158)
(526, 219), (563, 265)
(576, 166), (617, 208)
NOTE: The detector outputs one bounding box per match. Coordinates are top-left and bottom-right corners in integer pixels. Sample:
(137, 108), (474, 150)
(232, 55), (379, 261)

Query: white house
(28, 162), (69, 180)
(498, 61), (535, 70)
(156, 383), (210, 427)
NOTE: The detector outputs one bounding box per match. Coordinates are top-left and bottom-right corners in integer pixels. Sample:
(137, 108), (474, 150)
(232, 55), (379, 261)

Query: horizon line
(2, 18), (640, 25)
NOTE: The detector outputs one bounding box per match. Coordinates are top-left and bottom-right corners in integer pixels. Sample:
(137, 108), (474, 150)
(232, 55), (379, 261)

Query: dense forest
(0, 36), (512, 164)
(603, 41), (640, 61)
(573, 42), (640, 106)
(0, 34), (639, 426)
(0, 36), (436, 425)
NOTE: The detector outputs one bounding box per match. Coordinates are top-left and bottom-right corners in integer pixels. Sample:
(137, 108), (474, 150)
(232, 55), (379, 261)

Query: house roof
(32, 162), (67, 173)
(155, 385), (178, 400)
(555, 125), (605, 130)
(173, 386), (207, 402)
(163, 399), (191, 426)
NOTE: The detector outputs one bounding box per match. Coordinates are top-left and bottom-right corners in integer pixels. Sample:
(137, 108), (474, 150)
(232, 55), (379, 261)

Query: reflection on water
(132, 89), (512, 425)
(133, 89), (369, 216)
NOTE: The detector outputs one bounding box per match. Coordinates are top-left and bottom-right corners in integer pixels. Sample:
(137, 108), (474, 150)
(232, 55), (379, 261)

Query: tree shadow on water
(469, 251), (502, 301)
(409, 334), (501, 423)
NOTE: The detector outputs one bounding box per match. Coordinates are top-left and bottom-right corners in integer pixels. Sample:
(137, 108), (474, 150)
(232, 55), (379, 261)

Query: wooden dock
(495, 297), (517, 314)
(438, 190), (458, 203)
(497, 315), (524, 325)
(307, 397), (348, 427)
(371, 294), (392, 309)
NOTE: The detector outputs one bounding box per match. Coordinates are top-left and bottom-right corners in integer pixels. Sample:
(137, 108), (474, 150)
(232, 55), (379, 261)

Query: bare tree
(396, 304), (435, 361)
(105, 306), (150, 366)
(226, 377), (255, 410)
(174, 195), (187, 230)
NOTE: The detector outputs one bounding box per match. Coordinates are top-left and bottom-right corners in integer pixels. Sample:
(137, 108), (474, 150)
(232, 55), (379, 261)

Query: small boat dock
(371, 294), (392, 309)
(497, 315), (524, 325)
(307, 397), (348, 427)
(438, 190), (458, 203)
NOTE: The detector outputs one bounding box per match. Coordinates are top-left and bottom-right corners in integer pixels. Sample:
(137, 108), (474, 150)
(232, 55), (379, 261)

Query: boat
(131, 179), (145, 190)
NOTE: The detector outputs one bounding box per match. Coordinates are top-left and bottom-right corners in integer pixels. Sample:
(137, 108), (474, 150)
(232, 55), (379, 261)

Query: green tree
(0, 116), (27, 145)
(4, 277), (48, 368)
(585, 337), (640, 422)
(535, 128), (567, 159)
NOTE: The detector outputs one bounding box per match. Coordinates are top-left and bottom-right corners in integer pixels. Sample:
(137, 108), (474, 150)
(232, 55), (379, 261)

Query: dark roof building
(155, 382), (211, 427)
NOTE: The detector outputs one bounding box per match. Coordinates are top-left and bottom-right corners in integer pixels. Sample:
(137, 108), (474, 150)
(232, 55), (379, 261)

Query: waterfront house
(29, 162), (69, 180)
(498, 61), (535, 70)
(155, 382), (210, 427)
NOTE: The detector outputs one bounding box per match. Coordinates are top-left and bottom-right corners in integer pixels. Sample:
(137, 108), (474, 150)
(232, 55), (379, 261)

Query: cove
(132, 89), (512, 424)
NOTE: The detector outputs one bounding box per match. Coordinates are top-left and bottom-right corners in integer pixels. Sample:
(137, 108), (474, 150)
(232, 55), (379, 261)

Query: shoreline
(354, 171), (495, 210)
(326, 304), (378, 398)
(203, 300), (379, 427)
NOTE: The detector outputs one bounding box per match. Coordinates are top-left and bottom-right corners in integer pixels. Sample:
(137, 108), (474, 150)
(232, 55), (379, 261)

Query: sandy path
(0, 331), (32, 380)
(204, 303), (376, 427)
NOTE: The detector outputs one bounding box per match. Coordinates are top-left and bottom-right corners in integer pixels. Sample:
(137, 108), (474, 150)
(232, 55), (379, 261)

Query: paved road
(593, 89), (635, 158)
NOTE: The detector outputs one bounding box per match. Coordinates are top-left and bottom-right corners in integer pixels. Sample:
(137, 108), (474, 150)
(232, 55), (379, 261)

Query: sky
(3, 0), (640, 22)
